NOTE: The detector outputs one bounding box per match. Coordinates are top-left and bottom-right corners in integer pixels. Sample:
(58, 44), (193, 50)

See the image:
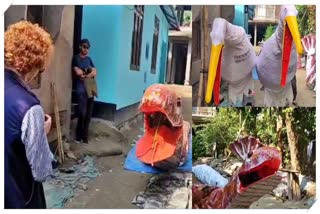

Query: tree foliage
(193, 108), (239, 159)
(183, 11), (191, 26)
(297, 5), (316, 36)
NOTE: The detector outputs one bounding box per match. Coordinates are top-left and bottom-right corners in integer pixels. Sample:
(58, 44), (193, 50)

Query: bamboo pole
(203, 6), (209, 106)
(197, 5), (208, 106)
(51, 82), (64, 163)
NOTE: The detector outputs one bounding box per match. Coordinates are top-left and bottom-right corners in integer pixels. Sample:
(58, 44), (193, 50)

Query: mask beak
(205, 44), (223, 105)
(281, 16), (303, 87)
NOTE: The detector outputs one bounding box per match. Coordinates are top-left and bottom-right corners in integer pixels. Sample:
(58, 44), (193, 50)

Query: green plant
(183, 11), (191, 26)
(192, 108), (239, 159)
(263, 25), (276, 41)
(297, 5), (316, 36)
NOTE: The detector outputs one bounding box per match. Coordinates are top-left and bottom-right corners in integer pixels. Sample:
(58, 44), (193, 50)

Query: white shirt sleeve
(21, 105), (54, 182)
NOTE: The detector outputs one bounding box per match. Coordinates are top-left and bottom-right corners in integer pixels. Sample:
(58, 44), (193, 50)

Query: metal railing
(192, 107), (216, 116)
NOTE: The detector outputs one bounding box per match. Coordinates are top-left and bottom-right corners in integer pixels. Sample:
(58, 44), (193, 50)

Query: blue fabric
(5, 69), (44, 208)
(124, 134), (192, 174)
(252, 66), (259, 80)
(43, 156), (99, 208)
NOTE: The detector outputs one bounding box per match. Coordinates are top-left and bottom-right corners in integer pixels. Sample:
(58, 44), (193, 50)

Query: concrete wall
(4, 5), (26, 28)
(5, 5), (74, 141)
(191, 5), (235, 85)
(81, 5), (169, 110)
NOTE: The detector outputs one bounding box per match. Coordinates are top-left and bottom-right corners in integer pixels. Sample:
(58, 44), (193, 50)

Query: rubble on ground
(250, 194), (315, 209)
(194, 157), (242, 178)
(193, 157), (316, 208)
(272, 171), (316, 199)
(132, 172), (192, 209)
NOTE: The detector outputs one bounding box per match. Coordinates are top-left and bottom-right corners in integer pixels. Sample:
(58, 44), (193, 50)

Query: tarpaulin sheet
(124, 134), (192, 174)
(43, 155), (99, 208)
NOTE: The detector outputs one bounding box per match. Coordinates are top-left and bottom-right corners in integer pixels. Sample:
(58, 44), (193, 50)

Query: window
(130, 5), (144, 71)
(245, 5), (248, 14)
(151, 16), (159, 73)
(255, 5), (276, 19)
(192, 19), (201, 60)
(26, 5), (44, 89)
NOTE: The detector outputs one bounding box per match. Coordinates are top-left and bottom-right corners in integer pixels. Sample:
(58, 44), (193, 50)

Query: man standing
(72, 39), (97, 144)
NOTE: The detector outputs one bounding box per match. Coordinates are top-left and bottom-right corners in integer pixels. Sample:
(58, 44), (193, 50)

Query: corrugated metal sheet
(160, 5), (180, 31)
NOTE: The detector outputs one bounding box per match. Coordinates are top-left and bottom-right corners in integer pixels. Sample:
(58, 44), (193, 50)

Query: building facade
(5, 5), (75, 142)
(80, 5), (174, 110)
(5, 5), (179, 139)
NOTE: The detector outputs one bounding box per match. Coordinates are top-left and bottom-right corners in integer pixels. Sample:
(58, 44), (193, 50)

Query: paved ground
(192, 68), (315, 107)
(65, 156), (149, 208)
(254, 68), (315, 107)
(64, 84), (192, 208)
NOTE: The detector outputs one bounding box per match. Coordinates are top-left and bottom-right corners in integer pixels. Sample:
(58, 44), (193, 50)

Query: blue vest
(5, 69), (46, 208)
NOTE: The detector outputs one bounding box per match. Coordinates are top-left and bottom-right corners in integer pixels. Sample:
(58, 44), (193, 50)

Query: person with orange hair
(4, 21), (54, 208)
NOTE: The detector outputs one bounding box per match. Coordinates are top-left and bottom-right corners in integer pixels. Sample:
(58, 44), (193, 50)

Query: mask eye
(247, 151), (253, 158)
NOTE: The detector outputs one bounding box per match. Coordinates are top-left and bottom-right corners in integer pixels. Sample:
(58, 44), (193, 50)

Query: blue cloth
(252, 66), (259, 80)
(124, 134), (192, 174)
(5, 69), (46, 208)
(43, 156), (99, 208)
(72, 54), (95, 94)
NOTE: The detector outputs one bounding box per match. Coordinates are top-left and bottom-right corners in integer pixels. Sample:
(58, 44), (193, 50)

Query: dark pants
(25, 182), (47, 209)
(76, 93), (94, 141)
(292, 76), (297, 101)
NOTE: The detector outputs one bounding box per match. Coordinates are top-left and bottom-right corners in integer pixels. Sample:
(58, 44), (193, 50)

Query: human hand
(44, 114), (52, 135)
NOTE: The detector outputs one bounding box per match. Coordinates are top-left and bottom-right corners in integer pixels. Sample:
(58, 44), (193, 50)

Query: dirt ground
(192, 68), (315, 107)
(64, 84), (192, 208)
(65, 118), (148, 209)
(251, 194), (314, 209)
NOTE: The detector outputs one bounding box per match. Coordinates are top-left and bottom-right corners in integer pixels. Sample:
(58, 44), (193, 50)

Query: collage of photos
(2, 3), (316, 211)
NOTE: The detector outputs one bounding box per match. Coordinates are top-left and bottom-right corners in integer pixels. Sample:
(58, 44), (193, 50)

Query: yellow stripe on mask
(205, 44), (223, 104)
(285, 16), (303, 55)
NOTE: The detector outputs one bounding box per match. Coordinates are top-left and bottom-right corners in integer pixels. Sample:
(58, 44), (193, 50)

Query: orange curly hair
(4, 20), (54, 74)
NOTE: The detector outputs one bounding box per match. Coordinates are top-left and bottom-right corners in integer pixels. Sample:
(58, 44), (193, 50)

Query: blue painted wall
(81, 6), (121, 105)
(82, 5), (169, 110)
(233, 5), (248, 33)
